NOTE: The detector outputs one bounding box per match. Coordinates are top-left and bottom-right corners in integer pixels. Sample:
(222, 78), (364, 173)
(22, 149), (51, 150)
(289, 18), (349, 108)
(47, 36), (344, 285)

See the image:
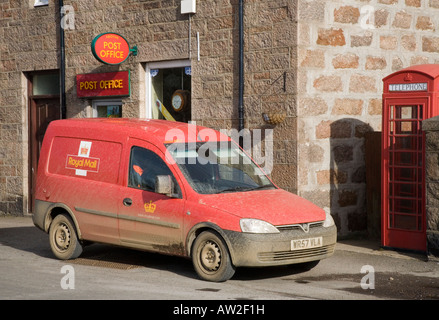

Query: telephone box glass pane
(393, 215), (417, 230)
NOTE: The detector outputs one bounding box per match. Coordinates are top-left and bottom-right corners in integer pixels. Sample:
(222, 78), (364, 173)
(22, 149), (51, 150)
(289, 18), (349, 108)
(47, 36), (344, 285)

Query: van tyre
(49, 214), (83, 260)
(192, 231), (235, 282)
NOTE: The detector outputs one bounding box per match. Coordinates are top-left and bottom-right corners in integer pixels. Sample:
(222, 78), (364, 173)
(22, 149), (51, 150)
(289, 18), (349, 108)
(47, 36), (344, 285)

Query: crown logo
(404, 73), (413, 82)
(144, 200), (156, 213)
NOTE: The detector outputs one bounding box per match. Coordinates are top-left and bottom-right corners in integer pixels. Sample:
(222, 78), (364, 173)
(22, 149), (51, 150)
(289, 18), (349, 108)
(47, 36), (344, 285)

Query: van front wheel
(49, 214), (83, 260)
(191, 231), (235, 282)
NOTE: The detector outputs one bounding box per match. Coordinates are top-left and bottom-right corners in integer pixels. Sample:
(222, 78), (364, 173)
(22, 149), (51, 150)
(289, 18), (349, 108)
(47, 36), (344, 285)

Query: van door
(118, 140), (185, 255)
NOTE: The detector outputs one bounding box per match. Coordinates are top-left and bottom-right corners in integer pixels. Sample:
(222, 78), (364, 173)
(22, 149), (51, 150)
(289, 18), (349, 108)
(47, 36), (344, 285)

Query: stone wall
(0, 2), (60, 215)
(297, 0), (439, 236)
(422, 116), (439, 257)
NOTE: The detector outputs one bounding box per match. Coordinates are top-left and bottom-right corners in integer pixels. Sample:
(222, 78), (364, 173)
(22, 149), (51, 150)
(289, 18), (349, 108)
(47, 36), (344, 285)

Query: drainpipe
(238, 0), (244, 146)
(59, 0), (66, 119)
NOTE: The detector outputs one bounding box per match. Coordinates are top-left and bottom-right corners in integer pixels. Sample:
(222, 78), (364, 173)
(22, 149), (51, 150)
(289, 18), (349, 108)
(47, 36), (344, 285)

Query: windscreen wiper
(217, 186), (255, 194)
(249, 185), (276, 191)
(217, 185), (275, 194)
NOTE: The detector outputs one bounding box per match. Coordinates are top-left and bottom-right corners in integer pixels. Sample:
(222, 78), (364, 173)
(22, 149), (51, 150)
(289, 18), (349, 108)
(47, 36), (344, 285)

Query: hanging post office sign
(91, 33), (137, 65)
(76, 71), (130, 98)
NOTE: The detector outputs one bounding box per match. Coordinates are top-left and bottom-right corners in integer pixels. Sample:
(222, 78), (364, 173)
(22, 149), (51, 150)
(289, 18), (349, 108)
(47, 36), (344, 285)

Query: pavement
(1, 215), (438, 300)
(336, 238), (432, 261)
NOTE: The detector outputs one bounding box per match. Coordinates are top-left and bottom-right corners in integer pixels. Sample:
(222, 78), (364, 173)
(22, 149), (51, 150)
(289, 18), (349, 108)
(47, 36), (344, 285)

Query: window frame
(91, 99), (123, 118)
(128, 146), (182, 198)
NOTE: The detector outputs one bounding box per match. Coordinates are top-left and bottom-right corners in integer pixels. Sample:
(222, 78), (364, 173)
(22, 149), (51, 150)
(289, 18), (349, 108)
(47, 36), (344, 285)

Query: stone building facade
(1, 0), (298, 219)
(2, 0), (439, 239)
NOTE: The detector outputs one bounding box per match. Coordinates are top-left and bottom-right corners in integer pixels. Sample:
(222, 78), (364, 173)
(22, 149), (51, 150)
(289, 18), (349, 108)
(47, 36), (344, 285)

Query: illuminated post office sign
(91, 33), (137, 65)
(76, 71), (130, 98)
(388, 83), (428, 92)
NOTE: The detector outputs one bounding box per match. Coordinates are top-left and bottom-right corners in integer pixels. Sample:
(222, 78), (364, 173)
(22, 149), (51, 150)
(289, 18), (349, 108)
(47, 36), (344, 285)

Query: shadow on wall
(329, 118), (380, 239)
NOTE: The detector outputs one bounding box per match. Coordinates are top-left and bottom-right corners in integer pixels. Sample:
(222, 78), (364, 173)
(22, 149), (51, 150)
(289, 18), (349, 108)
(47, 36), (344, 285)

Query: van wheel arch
(44, 204), (82, 239)
(186, 223), (236, 264)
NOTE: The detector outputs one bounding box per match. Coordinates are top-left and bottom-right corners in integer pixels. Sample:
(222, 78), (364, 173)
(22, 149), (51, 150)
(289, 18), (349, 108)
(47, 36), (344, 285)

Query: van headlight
(323, 211), (335, 228)
(240, 219), (280, 234)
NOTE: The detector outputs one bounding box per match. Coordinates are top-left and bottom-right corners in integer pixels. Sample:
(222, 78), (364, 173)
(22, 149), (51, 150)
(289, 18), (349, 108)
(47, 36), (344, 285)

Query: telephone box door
(382, 98), (427, 252)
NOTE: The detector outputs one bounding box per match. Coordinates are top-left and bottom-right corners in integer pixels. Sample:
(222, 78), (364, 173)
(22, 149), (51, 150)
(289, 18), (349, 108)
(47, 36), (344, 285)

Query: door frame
(27, 71), (60, 213)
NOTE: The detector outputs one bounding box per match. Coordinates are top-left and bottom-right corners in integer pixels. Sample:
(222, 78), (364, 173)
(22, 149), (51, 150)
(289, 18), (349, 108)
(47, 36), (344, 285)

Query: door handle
(123, 198), (132, 206)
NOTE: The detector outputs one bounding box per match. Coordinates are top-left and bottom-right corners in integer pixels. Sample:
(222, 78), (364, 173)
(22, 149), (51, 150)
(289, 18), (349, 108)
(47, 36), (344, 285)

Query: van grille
(276, 221), (324, 233)
(257, 244), (335, 262)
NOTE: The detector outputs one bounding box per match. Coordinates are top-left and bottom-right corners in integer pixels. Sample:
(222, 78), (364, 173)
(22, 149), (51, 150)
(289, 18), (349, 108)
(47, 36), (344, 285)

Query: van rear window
(48, 137), (122, 184)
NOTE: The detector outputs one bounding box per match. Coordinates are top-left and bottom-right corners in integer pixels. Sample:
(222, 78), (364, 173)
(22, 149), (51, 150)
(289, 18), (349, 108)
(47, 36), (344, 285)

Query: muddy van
(33, 118), (336, 282)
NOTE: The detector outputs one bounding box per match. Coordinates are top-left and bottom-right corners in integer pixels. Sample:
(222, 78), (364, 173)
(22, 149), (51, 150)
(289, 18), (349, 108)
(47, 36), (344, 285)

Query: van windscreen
(166, 142), (275, 194)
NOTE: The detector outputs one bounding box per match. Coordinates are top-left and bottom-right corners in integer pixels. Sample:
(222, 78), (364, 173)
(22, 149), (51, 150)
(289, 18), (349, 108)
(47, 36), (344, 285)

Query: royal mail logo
(65, 141), (100, 176)
(66, 155), (100, 172)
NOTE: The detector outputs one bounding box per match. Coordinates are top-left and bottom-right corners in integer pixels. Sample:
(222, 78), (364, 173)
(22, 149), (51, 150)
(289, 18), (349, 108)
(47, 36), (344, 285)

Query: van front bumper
(223, 225), (337, 267)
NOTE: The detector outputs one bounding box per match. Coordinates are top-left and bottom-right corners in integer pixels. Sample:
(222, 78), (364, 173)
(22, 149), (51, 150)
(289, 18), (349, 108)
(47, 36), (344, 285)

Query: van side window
(128, 146), (181, 197)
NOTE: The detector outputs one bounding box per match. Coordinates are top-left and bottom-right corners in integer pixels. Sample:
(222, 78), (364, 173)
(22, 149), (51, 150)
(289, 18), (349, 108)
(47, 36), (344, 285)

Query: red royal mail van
(33, 118), (336, 282)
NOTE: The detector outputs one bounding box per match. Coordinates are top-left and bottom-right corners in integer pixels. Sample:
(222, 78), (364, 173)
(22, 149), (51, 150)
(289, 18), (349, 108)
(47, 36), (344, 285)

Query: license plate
(291, 237), (323, 251)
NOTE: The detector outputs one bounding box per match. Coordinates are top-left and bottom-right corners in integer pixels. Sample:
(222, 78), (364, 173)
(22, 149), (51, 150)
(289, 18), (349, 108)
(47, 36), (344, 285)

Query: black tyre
(191, 231), (235, 282)
(49, 214), (83, 260)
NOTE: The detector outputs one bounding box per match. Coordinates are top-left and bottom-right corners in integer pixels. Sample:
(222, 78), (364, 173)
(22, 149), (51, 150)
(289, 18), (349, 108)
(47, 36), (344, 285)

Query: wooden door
(29, 97), (60, 212)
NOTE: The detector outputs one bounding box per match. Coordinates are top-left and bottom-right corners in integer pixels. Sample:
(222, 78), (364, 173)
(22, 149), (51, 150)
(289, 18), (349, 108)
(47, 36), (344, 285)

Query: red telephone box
(382, 64), (439, 252)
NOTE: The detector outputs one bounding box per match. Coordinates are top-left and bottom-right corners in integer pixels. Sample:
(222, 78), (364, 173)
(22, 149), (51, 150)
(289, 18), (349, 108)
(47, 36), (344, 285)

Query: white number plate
(291, 237), (323, 251)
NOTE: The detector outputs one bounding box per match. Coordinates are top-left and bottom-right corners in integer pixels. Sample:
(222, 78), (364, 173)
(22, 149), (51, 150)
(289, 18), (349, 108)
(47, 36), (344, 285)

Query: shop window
(147, 61), (191, 123)
(92, 100), (122, 118)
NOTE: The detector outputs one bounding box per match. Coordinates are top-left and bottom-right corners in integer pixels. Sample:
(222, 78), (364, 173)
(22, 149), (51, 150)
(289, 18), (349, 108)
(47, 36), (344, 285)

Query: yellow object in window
(156, 99), (176, 121)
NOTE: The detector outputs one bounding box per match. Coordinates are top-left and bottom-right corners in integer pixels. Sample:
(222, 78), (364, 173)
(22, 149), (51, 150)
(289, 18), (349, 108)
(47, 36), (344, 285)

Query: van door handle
(123, 198), (132, 206)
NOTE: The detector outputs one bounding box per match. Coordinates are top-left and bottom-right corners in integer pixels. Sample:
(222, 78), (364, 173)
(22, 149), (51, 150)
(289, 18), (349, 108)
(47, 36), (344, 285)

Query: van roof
(48, 118), (231, 144)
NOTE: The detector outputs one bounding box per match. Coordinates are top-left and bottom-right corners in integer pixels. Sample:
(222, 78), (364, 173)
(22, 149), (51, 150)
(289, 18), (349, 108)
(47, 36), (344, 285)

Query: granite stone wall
(422, 116), (439, 257)
(0, 1), (60, 215)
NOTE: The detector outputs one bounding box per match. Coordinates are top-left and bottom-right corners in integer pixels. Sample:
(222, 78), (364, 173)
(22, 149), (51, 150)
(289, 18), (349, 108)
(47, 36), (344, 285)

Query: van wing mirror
(155, 175), (174, 196)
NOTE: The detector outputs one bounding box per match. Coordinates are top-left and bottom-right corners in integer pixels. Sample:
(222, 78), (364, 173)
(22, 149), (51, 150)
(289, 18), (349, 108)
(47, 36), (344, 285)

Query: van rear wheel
(191, 231), (235, 282)
(49, 214), (83, 260)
